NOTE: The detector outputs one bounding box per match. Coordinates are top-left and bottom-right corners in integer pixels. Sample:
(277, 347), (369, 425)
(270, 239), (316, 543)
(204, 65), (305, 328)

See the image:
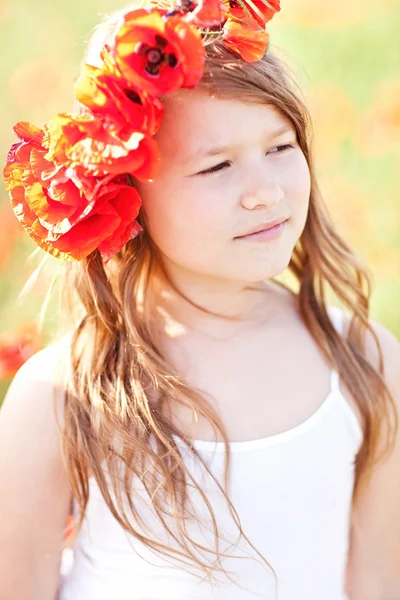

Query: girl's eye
(196, 144), (294, 177)
(197, 161), (231, 177)
(267, 144), (294, 155)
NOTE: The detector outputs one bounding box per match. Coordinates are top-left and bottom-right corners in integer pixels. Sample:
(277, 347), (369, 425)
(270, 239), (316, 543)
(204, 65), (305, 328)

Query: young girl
(1, 2), (400, 599)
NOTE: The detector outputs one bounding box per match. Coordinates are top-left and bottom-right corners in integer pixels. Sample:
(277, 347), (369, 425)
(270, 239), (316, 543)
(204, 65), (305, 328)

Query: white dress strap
(327, 306), (363, 443)
(329, 369), (341, 395)
(327, 306), (344, 395)
(328, 305), (344, 336)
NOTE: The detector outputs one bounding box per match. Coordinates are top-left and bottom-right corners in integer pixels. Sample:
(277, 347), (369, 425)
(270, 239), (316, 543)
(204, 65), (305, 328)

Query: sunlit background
(1, 0), (399, 402)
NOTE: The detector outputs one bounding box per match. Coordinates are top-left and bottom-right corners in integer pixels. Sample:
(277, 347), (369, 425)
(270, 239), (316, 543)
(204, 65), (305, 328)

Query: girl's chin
(233, 253), (294, 282)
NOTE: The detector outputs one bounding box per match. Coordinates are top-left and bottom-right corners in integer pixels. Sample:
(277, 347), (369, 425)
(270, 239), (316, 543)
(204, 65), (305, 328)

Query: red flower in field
(75, 60), (164, 139)
(43, 112), (159, 180)
(222, 16), (270, 62)
(3, 122), (144, 262)
(0, 325), (41, 380)
(225, 0), (280, 27)
(112, 8), (205, 97)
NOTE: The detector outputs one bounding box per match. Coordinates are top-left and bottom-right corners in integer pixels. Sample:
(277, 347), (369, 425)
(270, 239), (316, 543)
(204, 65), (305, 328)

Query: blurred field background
(0, 0), (399, 403)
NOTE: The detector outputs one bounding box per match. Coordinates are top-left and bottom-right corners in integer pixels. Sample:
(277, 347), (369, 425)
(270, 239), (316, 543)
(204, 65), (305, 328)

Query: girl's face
(137, 90), (311, 285)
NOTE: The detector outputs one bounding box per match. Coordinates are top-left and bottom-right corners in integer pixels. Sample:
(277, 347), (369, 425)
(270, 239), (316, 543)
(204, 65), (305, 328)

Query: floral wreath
(3, 0), (280, 262)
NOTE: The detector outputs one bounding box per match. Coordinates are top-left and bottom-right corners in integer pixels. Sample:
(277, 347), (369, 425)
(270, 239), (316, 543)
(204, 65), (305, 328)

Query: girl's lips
(234, 220), (287, 241)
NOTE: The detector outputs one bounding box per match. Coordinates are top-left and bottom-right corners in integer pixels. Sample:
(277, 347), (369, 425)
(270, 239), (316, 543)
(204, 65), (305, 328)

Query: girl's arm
(344, 320), (400, 600)
(0, 346), (73, 600)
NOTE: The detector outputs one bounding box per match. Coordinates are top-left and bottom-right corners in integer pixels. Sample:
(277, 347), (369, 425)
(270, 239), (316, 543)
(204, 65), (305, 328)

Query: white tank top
(58, 306), (362, 600)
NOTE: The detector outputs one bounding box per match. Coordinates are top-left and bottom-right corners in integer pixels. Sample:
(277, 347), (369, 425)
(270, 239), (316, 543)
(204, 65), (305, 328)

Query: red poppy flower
(225, 0), (280, 27)
(112, 8), (205, 97)
(222, 16), (270, 62)
(75, 61), (164, 139)
(43, 113), (159, 181)
(3, 122), (144, 262)
(181, 0), (224, 28)
(0, 324), (41, 380)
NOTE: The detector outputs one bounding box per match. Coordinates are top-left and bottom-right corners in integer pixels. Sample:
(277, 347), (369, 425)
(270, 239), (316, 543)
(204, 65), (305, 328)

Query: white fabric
(58, 306), (362, 600)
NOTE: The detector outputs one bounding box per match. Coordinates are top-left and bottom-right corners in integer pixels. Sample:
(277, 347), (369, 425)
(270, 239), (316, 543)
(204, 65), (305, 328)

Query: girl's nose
(240, 178), (284, 211)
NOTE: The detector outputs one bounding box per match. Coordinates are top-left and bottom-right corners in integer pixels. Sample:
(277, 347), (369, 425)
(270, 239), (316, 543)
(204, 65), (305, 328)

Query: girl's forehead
(157, 91), (293, 156)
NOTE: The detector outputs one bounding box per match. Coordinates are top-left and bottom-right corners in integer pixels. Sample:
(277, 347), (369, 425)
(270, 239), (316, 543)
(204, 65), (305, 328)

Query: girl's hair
(54, 5), (398, 594)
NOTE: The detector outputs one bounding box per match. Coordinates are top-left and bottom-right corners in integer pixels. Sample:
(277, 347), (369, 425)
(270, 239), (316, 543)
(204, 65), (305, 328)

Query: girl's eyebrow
(184, 124), (294, 165)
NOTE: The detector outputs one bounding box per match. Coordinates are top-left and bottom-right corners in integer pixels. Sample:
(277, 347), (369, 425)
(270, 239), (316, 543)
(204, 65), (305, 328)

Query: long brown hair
(54, 6), (398, 596)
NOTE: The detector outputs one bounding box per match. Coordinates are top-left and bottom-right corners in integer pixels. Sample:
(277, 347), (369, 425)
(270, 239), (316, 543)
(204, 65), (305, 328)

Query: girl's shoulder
(15, 331), (73, 370)
(0, 338), (73, 595)
(2, 333), (74, 427)
(336, 313), (400, 594)
(328, 307), (400, 414)
(332, 306), (400, 381)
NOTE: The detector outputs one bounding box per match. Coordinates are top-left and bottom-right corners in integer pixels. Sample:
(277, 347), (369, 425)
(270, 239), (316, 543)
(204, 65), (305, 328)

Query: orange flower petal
(30, 147), (62, 183)
(225, 0), (280, 26)
(122, 135), (160, 181)
(50, 183), (143, 261)
(164, 15), (205, 89)
(113, 8), (205, 97)
(115, 10), (184, 97)
(3, 119), (144, 261)
(43, 113), (96, 163)
(222, 17), (270, 62)
(51, 207), (121, 260)
(43, 113), (160, 180)
(99, 220), (142, 263)
(23, 181), (78, 224)
(107, 184), (141, 222)
(75, 62), (164, 137)
(98, 186), (143, 261)
(13, 121), (45, 146)
(185, 0), (224, 30)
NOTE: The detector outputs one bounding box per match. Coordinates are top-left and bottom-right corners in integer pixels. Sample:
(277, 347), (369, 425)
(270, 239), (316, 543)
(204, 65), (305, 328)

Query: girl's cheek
(176, 181), (225, 219)
(286, 155), (310, 197)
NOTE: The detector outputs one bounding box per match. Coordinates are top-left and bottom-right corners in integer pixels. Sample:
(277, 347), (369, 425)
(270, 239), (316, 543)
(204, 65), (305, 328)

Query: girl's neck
(150, 270), (296, 342)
